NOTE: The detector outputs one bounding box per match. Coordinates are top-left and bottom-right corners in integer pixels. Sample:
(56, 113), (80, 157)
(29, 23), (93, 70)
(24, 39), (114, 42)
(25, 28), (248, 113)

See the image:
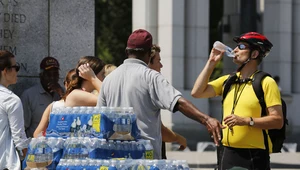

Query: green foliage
(95, 0), (132, 66)
(209, 0), (224, 81)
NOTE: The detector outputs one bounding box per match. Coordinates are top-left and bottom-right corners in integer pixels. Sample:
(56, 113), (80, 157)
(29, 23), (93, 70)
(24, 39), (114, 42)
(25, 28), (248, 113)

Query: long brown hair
(63, 68), (76, 87)
(63, 56), (105, 100)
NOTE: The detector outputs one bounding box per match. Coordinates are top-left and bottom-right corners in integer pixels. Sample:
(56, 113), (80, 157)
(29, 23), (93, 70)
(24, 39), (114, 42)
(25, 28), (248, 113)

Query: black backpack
(222, 71), (288, 153)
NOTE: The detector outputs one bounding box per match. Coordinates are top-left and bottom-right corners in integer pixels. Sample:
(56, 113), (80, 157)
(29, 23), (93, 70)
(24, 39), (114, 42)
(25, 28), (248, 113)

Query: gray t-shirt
(97, 58), (182, 159)
(21, 83), (60, 137)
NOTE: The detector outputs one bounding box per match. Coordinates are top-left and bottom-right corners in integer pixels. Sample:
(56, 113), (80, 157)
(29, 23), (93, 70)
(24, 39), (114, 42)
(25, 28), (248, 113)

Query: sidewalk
(166, 151), (300, 170)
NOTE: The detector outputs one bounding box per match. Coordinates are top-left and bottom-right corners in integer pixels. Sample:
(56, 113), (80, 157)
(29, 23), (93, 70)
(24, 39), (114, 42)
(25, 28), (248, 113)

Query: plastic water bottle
(121, 141), (129, 158)
(131, 141), (145, 159)
(33, 137), (53, 164)
(79, 137), (89, 159)
(141, 140), (154, 159)
(117, 160), (127, 170)
(56, 159), (67, 170)
(100, 160), (110, 169)
(180, 160), (190, 170)
(213, 41), (235, 57)
(107, 140), (116, 159)
(63, 137), (79, 159)
(108, 159), (118, 170)
(131, 160), (148, 170)
(115, 140), (124, 158)
(79, 106), (86, 114)
(149, 160), (159, 170)
(122, 113), (132, 133)
(64, 107), (72, 114)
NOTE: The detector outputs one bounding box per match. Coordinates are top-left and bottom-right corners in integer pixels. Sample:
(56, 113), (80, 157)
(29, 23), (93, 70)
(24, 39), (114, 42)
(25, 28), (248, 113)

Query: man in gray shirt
(21, 57), (63, 137)
(97, 29), (224, 159)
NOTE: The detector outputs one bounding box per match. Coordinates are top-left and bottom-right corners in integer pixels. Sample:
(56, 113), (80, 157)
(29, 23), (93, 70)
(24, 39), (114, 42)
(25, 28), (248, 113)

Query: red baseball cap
(127, 29), (153, 50)
(40, 56), (60, 70)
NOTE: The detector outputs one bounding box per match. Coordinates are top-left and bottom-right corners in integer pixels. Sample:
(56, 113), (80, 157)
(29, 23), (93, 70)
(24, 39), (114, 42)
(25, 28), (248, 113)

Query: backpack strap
(222, 73), (238, 104)
(252, 71), (272, 153)
(252, 71), (271, 116)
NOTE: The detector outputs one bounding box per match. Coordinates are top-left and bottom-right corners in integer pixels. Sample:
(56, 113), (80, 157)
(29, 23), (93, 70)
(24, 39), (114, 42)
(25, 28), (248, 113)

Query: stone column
(292, 1), (300, 93)
(0, 0), (94, 96)
(50, 0), (95, 79)
(132, 0), (158, 43)
(263, 0), (292, 94)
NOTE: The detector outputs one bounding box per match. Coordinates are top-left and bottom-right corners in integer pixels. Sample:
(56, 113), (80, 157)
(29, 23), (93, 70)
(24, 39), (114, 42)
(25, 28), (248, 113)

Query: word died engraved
(3, 13), (26, 23)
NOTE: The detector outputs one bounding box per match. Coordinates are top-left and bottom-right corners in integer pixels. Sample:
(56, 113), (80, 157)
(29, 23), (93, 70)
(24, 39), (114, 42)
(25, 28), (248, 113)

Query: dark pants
(161, 141), (167, 159)
(219, 146), (270, 170)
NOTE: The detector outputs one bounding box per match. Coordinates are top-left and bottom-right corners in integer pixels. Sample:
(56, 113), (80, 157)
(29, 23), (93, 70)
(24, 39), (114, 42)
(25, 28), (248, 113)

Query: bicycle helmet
(233, 32), (273, 57)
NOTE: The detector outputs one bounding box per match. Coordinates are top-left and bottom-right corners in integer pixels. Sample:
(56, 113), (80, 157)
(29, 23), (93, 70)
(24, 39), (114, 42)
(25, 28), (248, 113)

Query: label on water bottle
(27, 154), (35, 162)
(145, 150), (154, 159)
(100, 166), (109, 170)
(92, 114), (101, 132)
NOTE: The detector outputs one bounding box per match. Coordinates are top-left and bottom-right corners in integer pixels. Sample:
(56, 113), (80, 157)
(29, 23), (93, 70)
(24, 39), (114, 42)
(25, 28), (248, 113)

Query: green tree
(95, 0), (132, 66)
(209, 0), (223, 80)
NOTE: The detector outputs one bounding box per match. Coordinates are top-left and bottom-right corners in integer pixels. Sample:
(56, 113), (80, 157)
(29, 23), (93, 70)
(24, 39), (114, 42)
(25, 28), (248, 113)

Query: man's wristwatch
(249, 117), (254, 126)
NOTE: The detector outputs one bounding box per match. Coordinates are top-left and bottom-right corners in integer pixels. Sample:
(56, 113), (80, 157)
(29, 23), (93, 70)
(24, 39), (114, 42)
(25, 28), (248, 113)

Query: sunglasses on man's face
(237, 44), (249, 50)
(8, 65), (20, 72)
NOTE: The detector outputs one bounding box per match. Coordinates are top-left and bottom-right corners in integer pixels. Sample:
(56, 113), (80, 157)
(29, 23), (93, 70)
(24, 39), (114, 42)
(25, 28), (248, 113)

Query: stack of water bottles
(23, 106), (190, 169)
(56, 159), (190, 170)
(46, 106), (140, 140)
(25, 137), (64, 169)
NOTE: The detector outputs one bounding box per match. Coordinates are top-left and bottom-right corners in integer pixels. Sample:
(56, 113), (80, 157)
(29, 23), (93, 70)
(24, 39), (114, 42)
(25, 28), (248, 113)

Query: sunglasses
(8, 65), (20, 72)
(237, 44), (249, 50)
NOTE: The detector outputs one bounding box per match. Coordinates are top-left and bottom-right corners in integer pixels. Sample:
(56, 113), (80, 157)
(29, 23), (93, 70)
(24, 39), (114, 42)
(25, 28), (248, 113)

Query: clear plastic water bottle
(56, 159), (67, 170)
(131, 160), (148, 170)
(33, 137), (53, 164)
(163, 160), (172, 170)
(117, 160), (127, 170)
(89, 159), (99, 169)
(108, 159), (118, 170)
(149, 160), (159, 170)
(51, 107), (59, 114)
(107, 140), (116, 159)
(79, 106), (86, 114)
(121, 141), (129, 159)
(99, 138), (109, 159)
(100, 160), (110, 169)
(130, 141), (145, 159)
(115, 140), (123, 158)
(64, 107), (73, 114)
(141, 140), (154, 159)
(122, 113), (132, 133)
(136, 141), (146, 159)
(180, 160), (190, 170)
(108, 107), (117, 121)
(63, 137), (79, 159)
(81, 159), (89, 169)
(213, 41), (235, 57)
(79, 137), (89, 159)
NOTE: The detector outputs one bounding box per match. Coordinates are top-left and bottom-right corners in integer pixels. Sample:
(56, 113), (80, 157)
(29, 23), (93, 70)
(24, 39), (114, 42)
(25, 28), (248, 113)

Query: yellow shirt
(209, 72), (282, 150)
